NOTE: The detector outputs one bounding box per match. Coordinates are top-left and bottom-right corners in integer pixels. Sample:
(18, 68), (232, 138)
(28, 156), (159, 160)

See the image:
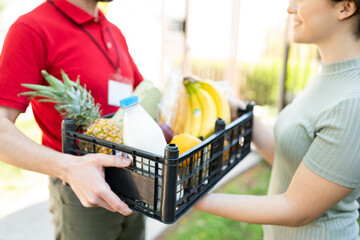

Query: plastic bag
(158, 67), (187, 135)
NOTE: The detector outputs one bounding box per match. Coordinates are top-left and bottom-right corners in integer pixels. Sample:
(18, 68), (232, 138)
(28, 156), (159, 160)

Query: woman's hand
(226, 95), (247, 122)
(225, 96), (275, 165)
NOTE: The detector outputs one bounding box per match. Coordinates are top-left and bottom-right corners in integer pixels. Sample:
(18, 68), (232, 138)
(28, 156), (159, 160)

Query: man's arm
(0, 106), (132, 215)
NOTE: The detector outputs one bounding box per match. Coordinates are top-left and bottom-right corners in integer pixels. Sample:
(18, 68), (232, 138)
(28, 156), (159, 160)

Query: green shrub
(189, 46), (320, 107)
(240, 60), (283, 106)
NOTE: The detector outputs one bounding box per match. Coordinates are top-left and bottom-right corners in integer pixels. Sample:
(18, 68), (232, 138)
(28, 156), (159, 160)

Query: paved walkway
(0, 152), (261, 240)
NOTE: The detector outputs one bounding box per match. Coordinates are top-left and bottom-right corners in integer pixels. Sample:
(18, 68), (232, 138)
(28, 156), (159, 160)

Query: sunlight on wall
(0, 0), (290, 83)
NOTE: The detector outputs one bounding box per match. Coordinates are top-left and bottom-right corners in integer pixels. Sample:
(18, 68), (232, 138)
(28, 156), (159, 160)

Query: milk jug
(120, 96), (183, 209)
(120, 95), (167, 156)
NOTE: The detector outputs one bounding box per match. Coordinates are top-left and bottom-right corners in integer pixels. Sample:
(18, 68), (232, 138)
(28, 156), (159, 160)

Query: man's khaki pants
(48, 177), (145, 240)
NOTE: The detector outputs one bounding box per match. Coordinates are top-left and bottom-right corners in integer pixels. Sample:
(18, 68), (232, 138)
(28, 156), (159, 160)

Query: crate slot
(105, 167), (156, 205)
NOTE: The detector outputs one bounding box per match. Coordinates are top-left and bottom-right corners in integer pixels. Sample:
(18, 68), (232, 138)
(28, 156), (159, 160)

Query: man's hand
(0, 106), (133, 215)
(63, 153), (133, 215)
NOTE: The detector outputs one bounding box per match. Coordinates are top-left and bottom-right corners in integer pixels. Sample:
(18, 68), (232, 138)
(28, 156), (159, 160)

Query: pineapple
(20, 70), (123, 154)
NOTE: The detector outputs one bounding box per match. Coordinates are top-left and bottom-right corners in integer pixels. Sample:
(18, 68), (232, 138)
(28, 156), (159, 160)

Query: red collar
(50, 0), (105, 25)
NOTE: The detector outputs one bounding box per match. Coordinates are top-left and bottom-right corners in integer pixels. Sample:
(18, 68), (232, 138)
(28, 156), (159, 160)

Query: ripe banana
(197, 79), (231, 125)
(185, 84), (202, 137)
(183, 93), (192, 134)
(191, 83), (218, 139)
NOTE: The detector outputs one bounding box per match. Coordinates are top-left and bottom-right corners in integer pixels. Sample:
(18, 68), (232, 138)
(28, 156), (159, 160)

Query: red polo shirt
(0, 0), (143, 151)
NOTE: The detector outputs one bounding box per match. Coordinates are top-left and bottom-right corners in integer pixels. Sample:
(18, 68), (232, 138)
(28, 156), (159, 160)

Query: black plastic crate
(61, 102), (254, 224)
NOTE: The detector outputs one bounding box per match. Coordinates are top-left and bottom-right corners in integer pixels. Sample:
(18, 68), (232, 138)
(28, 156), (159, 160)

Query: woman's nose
(287, 0), (297, 14)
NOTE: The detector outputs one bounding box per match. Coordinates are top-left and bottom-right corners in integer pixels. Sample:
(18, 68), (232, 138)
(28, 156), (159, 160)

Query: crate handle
(161, 144), (179, 223)
(208, 118), (226, 181)
(62, 119), (75, 154)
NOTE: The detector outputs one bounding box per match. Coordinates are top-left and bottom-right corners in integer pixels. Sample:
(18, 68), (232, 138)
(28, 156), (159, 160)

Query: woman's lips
(292, 20), (302, 28)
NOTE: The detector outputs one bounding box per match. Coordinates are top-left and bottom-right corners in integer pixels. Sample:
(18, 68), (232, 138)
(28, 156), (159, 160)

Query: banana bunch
(183, 77), (231, 139)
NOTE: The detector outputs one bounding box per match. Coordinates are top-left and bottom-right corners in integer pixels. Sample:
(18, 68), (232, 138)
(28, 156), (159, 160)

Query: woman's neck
(66, 0), (98, 15)
(315, 19), (360, 64)
(317, 35), (360, 64)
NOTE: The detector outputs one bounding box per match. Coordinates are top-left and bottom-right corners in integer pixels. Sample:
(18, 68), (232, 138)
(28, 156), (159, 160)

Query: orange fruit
(170, 133), (202, 167)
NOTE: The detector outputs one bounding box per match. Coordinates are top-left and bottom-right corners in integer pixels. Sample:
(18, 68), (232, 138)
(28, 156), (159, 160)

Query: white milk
(121, 95), (167, 156)
(120, 96), (183, 210)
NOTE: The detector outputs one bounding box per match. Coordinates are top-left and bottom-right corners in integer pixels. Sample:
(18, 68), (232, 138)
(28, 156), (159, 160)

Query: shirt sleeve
(0, 20), (45, 112)
(303, 98), (360, 188)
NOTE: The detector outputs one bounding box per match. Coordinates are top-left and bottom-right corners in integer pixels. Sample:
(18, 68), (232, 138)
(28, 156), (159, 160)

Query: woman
(194, 0), (360, 239)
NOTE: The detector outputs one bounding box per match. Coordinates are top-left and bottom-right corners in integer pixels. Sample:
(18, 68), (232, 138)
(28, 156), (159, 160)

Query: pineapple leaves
(19, 69), (101, 132)
(19, 89), (62, 102)
(41, 70), (66, 90)
(61, 70), (73, 88)
(20, 84), (53, 92)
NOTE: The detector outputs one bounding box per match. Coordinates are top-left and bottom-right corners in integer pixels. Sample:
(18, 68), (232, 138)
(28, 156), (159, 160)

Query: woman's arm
(194, 161), (353, 226)
(0, 106), (132, 215)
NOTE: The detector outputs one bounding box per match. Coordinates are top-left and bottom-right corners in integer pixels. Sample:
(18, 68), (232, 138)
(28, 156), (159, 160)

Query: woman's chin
(291, 35), (307, 44)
